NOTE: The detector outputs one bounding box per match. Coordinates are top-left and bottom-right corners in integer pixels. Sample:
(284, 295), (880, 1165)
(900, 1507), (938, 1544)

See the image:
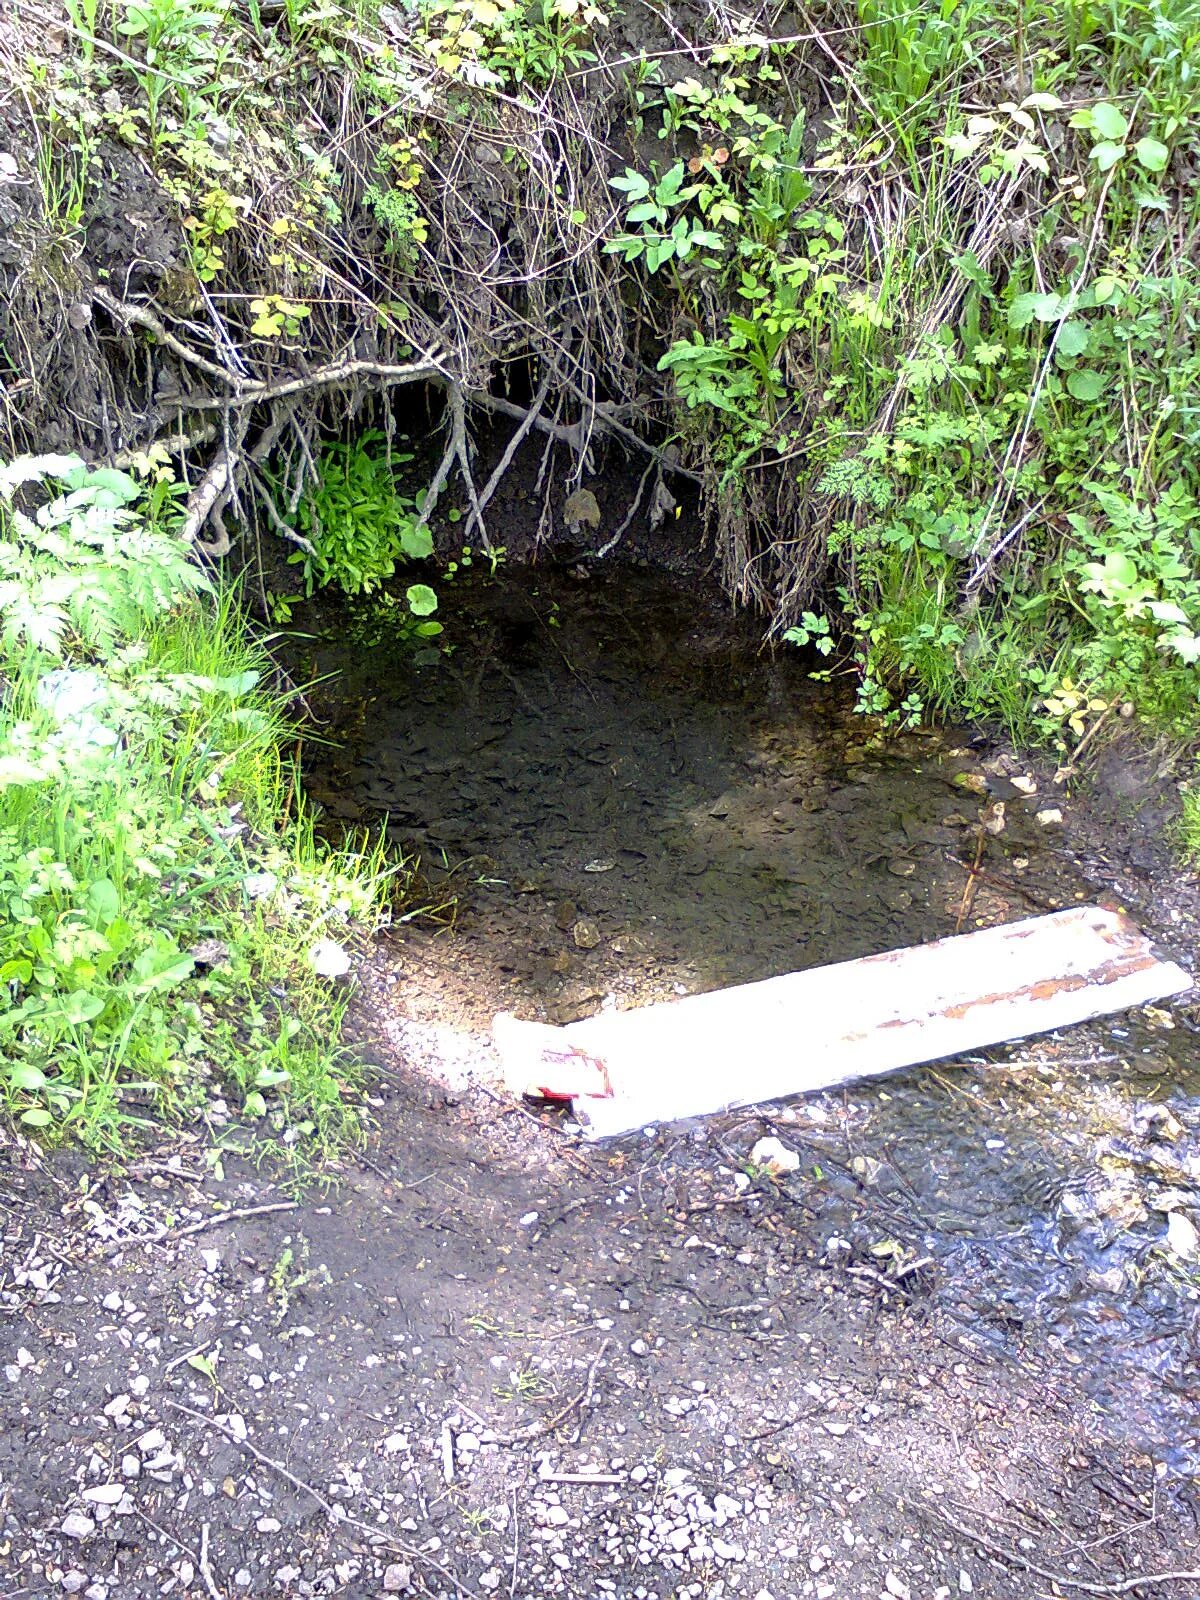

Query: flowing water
(289, 562), (1200, 1477)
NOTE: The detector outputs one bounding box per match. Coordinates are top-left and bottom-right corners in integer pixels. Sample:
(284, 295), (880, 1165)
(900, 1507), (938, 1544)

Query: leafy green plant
(117, 0), (231, 140)
(0, 455), (396, 1151)
(63, 0), (104, 60)
(856, 0), (991, 114)
(289, 432), (434, 597)
(181, 186), (244, 282)
(1179, 774), (1200, 864)
(414, 0), (607, 88)
(443, 543), (507, 579)
(657, 332), (760, 415)
(363, 137), (429, 264)
(782, 613), (834, 655)
(605, 163), (724, 273)
(619, 27), (1200, 758)
(1068, 100), (1170, 172)
(248, 295), (310, 339)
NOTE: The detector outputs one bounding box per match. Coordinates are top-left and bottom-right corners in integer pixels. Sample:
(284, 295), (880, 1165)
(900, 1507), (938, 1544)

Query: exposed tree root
(594, 456), (656, 558)
(1, 0), (1119, 629)
(463, 371), (551, 543)
(181, 452), (232, 555)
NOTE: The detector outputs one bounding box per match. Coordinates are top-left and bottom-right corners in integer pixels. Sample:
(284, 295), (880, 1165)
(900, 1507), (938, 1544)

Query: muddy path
(4, 563), (1200, 1599)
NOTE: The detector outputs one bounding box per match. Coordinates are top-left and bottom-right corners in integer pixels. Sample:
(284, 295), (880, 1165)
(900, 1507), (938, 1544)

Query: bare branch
(463, 371), (551, 542)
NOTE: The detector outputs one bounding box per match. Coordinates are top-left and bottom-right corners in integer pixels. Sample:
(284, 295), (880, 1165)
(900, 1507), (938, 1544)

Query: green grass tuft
(0, 454), (397, 1155)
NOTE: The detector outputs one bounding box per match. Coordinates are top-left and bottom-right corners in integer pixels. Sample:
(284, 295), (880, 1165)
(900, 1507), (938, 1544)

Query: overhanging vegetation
(0, 0), (1198, 741)
(0, 455), (395, 1149)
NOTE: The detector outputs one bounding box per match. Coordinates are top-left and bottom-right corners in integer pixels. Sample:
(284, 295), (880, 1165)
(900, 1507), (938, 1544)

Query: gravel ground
(3, 1023), (1199, 1600)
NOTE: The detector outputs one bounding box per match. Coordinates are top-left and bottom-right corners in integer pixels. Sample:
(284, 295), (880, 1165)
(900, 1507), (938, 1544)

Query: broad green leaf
(656, 163), (687, 203)
(1009, 291), (1067, 328)
(130, 943), (195, 994)
(609, 169), (650, 199)
(1103, 552), (1139, 587)
(105, 917), (135, 956)
(1020, 92), (1063, 111)
(1091, 141), (1127, 171)
(20, 1108), (54, 1128)
(398, 523), (434, 559)
(953, 250), (995, 295)
(253, 1067), (292, 1088)
(57, 991), (106, 1026)
(1133, 137), (1168, 172)
(205, 671), (261, 696)
(8, 1063), (47, 1091)
(1067, 368), (1107, 401)
(0, 959), (34, 985)
(65, 465), (140, 507)
(406, 583), (438, 617)
(1165, 633), (1200, 664)
(1089, 102), (1129, 141)
(87, 878), (121, 923)
(1056, 320), (1090, 358)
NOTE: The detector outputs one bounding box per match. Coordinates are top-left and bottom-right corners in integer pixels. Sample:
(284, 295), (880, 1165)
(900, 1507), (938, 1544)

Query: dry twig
(931, 1506), (1200, 1595)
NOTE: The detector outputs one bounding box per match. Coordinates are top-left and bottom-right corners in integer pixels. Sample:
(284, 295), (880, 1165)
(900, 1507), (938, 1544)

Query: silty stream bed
(288, 562), (1200, 1478)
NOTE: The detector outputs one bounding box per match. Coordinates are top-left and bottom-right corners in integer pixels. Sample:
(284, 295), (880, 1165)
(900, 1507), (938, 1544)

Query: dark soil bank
(5, 563), (1200, 1599)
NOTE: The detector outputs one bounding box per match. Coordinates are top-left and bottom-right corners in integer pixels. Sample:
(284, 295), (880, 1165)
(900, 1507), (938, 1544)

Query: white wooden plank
(493, 906), (1191, 1140)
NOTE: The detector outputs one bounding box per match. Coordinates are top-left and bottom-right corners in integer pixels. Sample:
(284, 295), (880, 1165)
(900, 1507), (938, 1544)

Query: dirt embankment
(0, 0), (705, 572)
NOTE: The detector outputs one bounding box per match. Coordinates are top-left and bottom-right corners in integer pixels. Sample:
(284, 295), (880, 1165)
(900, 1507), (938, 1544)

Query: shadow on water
(287, 561), (1200, 1479)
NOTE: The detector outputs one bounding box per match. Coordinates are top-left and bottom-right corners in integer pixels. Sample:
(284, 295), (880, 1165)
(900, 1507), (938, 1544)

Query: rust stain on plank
(873, 950), (1159, 1032)
(942, 951), (1157, 1019)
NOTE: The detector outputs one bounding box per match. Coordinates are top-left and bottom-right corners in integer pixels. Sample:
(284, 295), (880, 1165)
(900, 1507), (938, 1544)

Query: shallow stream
(290, 563), (1200, 1478)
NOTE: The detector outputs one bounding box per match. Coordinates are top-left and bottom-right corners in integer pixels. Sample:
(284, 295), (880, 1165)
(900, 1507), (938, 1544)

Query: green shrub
(291, 431), (432, 594)
(287, 432), (445, 645)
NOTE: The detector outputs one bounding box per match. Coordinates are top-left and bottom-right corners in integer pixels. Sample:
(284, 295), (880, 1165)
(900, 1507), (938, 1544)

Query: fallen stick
(100, 1200), (299, 1259)
(165, 1401), (487, 1599)
(198, 1522), (225, 1600)
(168, 1201), (298, 1238)
(493, 907), (1191, 1140)
(930, 1506), (1200, 1595)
